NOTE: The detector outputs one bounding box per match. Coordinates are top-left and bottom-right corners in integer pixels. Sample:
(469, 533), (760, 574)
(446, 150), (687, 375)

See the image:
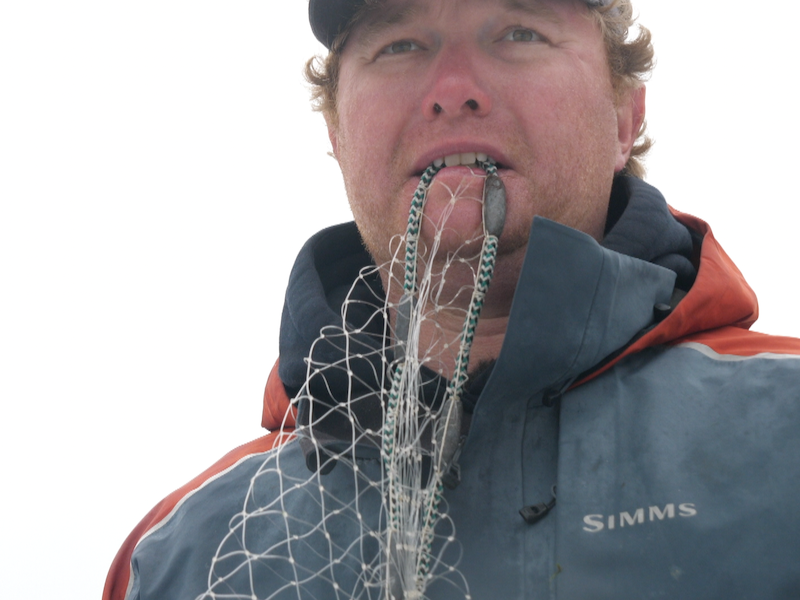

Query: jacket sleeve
(102, 431), (293, 600)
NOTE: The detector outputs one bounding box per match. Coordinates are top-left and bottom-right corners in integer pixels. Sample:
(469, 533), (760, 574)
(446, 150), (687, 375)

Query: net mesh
(198, 163), (503, 600)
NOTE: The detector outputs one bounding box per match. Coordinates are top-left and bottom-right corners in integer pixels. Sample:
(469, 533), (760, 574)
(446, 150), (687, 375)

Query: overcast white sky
(2, 2), (799, 598)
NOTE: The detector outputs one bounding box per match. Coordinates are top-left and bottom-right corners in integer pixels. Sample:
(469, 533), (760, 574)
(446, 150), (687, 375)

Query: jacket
(104, 177), (800, 600)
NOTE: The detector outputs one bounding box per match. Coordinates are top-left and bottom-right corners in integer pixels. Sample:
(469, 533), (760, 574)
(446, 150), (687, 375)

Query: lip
(411, 142), (513, 176)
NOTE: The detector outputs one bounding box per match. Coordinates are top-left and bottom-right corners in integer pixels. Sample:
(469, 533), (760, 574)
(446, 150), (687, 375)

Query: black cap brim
(309, 0), (364, 49)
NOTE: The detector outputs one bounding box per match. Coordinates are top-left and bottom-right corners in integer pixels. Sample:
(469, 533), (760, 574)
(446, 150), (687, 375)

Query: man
(104, 0), (800, 598)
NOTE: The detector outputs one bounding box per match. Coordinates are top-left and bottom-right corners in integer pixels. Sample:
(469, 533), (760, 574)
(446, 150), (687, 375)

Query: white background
(1, 2), (798, 598)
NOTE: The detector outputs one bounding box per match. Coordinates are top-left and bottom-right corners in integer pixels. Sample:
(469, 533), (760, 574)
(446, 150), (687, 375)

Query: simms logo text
(583, 503), (697, 533)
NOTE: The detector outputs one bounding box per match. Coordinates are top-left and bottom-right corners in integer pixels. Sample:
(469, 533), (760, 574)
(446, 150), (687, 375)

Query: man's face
(329, 0), (640, 279)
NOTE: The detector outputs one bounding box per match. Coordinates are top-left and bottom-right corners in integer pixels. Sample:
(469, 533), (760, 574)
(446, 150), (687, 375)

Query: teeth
(435, 152), (495, 168)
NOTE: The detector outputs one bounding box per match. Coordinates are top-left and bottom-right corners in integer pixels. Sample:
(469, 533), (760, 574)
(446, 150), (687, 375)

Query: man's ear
(327, 120), (339, 159)
(614, 85), (646, 173)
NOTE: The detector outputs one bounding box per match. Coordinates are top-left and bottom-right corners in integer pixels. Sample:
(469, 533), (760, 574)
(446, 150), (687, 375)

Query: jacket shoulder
(673, 326), (800, 359)
(103, 432), (293, 600)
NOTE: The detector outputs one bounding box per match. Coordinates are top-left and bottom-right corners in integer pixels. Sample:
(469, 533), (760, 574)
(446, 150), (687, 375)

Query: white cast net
(198, 162), (505, 600)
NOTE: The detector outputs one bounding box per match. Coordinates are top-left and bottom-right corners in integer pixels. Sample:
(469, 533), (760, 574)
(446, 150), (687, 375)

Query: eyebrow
(351, 0), (563, 49)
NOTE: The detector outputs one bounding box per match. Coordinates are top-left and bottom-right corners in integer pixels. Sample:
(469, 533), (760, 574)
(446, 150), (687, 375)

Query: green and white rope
(383, 160), (505, 598)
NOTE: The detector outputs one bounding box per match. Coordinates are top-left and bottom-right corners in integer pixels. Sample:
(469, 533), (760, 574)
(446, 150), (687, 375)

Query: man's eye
(502, 28), (540, 43)
(381, 40), (421, 55)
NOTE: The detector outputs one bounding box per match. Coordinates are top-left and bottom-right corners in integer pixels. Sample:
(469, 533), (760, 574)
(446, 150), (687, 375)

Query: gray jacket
(105, 180), (800, 600)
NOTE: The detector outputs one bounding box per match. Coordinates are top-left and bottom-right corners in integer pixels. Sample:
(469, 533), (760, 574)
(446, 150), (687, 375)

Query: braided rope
(445, 161), (499, 400)
(383, 159), (504, 598)
(404, 164), (443, 294)
(415, 161), (500, 587)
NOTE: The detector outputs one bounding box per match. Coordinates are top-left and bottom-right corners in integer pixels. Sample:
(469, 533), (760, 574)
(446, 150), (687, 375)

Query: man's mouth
(412, 151), (508, 178)
(432, 152), (494, 168)
(433, 152), (503, 169)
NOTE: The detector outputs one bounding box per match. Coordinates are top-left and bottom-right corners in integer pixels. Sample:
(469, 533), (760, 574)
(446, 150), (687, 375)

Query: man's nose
(421, 48), (492, 121)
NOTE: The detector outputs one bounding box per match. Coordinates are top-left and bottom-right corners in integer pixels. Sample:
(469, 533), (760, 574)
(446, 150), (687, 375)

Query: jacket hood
(264, 177), (758, 434)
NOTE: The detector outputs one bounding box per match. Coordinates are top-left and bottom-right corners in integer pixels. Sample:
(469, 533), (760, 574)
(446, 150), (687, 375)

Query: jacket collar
(479, 217), (676, 410)
(263, 178), (758, 433)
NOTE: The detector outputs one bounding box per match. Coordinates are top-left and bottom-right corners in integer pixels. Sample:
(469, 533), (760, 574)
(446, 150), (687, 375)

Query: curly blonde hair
(305, 0), (654, 177)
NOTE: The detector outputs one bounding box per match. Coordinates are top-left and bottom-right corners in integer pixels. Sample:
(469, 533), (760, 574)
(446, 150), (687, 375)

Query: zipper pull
(519, 485), (557, 524)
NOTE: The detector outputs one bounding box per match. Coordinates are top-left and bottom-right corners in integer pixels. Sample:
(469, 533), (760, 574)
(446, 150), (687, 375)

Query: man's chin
(356, 169), (498, 269)
(414, 171), (486, 254)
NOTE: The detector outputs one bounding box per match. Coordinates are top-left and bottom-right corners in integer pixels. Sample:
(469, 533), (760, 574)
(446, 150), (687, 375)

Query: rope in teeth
(383, 159), (506, 599)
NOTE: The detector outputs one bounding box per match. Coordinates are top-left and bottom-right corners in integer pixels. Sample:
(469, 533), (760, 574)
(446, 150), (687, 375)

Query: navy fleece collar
(603, 176), (697, 290)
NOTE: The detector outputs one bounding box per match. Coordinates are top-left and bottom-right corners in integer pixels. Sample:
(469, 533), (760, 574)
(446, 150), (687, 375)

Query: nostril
(433, 103), (443, 114)
(465, 99), (479, 110)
